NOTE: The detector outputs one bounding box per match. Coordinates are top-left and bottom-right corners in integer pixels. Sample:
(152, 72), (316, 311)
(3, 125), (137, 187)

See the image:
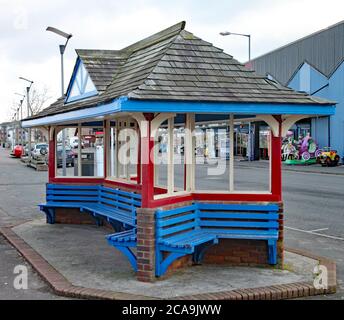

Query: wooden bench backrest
(46, 184), (99, 203)
(197, 203), (279, 231)
(99, 186), (142, 215)
(156, 204), (199, 242)
(156, 203), (280, 242)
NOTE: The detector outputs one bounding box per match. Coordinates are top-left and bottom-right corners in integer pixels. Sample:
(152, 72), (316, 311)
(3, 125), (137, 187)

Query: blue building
(251, 21), (344, 157)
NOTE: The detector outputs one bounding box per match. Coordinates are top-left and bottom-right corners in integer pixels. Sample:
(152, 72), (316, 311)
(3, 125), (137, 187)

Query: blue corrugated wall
(288, 62), (343, 157)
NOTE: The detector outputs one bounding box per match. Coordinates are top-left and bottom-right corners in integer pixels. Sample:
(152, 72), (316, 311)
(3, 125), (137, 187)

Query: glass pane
(56, 128), (78, 177)
(174, 126), (185, 191)
(195, 126), (229, 191)
(111, 122), (138, 182)
(155, 128), (168, 190)
(79, 127), (104, 177)
(234, 122), (271, 191)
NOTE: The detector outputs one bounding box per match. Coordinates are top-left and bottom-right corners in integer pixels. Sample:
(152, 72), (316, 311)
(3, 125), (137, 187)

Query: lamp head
(46, 26), (72, 40)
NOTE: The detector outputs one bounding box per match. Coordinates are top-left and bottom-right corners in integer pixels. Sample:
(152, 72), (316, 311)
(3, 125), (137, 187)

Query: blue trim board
(121, 99), (336, 116)
(22, 96), (336, 128)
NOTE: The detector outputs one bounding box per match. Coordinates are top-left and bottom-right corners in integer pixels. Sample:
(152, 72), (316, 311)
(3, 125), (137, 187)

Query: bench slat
(99, 197), (134, 212)
(199, 220), (279, 228)
(199, 212), (279, 220)
(47, 195), (99, 202)
(197, 203), (279, 212)
(100, 192), (141, 207)
(156, 205), (198, 218)
(101, 186), (142, 200)
(47, 190), (99, 196)
(47, 184), (99, 190)
(157, 213), (198, 228)
(158, 221), (197, 237)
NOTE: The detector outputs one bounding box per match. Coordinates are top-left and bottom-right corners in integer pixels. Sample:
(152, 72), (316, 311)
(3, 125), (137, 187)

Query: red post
(141, 113), (155, 208)
(48, 127), (55, 182)
(137, 127), (141, 185)
(270, 118), (282, 201)
(103, 120), (107, 178)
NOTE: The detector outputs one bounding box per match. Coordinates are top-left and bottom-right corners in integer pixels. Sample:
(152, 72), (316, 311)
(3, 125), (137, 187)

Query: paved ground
(0, 147), (343, 299)
(0, 235), (66, 299)
(12, 219), (317, 299)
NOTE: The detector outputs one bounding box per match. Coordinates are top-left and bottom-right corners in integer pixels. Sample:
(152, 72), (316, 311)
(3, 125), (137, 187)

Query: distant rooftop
(250, 20), (344, 85)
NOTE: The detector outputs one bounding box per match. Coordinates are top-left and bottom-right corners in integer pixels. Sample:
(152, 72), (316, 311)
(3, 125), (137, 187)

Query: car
(317, 147), (340, 167)
(57, 144), (75, 167)
(31, 143), (49, 160)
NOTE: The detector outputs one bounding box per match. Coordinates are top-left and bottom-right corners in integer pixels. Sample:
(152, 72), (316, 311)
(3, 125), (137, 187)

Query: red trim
(270, 119), (282, 202)
(50, 178), (104, 184)
(137, 127), (141, 184)
(149, 194), (194, 207)
(141, 117), (155, 207)
(48, 128), (55, 183)
(104, 179), (142, 191)
(103, 121), (107, 178)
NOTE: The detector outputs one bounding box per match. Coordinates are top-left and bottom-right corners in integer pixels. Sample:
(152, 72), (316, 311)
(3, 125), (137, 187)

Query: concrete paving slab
(13, 219), (319, 299)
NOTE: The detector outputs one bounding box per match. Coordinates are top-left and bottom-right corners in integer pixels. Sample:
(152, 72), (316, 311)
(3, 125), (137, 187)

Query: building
(250, 20), (344, 157)
(22, 22), (335, 281)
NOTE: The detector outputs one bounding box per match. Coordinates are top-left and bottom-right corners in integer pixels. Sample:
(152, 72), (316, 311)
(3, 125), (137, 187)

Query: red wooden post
(141, 113), (155, 208)
(270, 117), (282, 201)
(103, 120), (107, 178)
(48, 127), (55, 182)
(137, 126), (141, 184)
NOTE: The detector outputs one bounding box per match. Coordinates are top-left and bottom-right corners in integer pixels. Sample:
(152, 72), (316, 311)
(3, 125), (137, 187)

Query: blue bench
(39, 184), (141, 230)
(106, 203), (280, 277)
(155, 203), (280, 276)
(107, 229), (137, 271)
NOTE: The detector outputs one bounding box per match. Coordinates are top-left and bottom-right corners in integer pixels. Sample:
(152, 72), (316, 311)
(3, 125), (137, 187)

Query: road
(0, 149), (343, 299)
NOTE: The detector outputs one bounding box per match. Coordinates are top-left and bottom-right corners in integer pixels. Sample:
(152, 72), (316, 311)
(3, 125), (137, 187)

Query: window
(56, 124), (104, 177)
(108, 119), (138, 182)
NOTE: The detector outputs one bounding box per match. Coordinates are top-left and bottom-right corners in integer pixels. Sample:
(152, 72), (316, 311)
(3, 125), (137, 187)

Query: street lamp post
(46, 27), (73, 177)
(219, 31), (251, 62)
(15, 93), (25, 145)
(19, 77), (34, 161)
(220, 31), (253, 161)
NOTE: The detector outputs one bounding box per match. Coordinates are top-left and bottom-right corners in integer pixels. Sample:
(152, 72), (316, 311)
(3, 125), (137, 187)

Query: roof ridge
(121, 21), (185, 54)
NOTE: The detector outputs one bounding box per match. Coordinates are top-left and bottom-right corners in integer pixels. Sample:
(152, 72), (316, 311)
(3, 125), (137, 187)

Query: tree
(11, 85), (52, 120)
(29, 86), (53, 116)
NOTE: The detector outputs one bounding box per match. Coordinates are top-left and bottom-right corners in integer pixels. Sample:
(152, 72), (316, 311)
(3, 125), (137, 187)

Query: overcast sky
(1, 0), (344, 122)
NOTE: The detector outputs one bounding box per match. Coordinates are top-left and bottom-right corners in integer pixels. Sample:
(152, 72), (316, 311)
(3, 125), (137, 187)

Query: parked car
(317, 147), (340, 167)
(56, 144), (75, 167)
(31, 143), (49, 160)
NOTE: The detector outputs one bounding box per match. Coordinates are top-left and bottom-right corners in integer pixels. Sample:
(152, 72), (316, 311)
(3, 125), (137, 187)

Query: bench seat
(107, 229), (137, 271)
(40, 184), (141, 229)
(81, 203), (135, 227)
(158, 230), (218, 252)
(155, 203), (280, 277)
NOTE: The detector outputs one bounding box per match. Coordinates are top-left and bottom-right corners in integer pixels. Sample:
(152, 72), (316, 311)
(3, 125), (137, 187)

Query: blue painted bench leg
(156, 249), (188, 277)
(116, 247), (137, 272)
(108, 219), (123, 232)
(268, 239), (277, 265)
(192, 239), (219, 264)
(92, 214), (103, 227)
(42, 208), (55, 224)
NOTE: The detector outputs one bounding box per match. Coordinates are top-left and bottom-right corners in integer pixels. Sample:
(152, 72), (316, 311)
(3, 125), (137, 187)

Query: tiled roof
(29, 21), (333, 120)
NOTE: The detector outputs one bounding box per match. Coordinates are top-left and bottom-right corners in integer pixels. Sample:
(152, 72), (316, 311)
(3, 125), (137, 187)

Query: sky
(1, 0), (344, 122)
